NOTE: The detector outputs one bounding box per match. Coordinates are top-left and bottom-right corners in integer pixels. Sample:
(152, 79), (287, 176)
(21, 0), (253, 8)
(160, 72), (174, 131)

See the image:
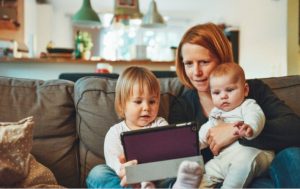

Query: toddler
(104, 66), (168, 188)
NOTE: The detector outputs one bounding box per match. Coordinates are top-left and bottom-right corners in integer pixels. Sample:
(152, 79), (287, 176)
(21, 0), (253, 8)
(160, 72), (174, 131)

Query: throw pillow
(0, 117), (34, 186)
(16, 154), (62, 188)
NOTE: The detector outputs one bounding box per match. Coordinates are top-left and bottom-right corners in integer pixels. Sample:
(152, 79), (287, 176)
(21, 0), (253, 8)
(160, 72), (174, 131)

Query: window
(99, 24), (184, 61)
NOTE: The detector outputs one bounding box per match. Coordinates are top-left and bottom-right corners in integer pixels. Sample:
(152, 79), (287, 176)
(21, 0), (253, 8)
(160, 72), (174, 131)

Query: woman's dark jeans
(250, 147), (300, 188)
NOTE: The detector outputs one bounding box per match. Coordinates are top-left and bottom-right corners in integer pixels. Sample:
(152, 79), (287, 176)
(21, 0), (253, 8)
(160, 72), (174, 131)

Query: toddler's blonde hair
(115, 66), (160, 119)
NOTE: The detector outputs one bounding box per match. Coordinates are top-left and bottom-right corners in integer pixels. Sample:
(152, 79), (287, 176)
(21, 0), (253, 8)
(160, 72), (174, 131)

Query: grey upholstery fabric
(262, 75), (300, 115)
(74, 77), (120, 185)
(0, 77), (79, 188)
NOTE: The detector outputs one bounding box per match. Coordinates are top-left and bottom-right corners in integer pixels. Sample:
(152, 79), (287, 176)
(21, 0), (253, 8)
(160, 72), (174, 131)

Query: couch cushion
(74, 76), (185, 184)
(261, 75), (300, 115)
(0, 77), (79, 187)
(75, 77), (120, 185)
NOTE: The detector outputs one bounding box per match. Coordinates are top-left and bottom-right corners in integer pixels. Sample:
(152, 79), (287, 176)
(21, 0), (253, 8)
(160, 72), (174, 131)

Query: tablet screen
(121, 122), (199, 164)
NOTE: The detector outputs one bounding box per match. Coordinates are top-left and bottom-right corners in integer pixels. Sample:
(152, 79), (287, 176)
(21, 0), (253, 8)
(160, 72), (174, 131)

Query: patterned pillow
(0, 117), (34, 186)
(16, 154), (61, 188)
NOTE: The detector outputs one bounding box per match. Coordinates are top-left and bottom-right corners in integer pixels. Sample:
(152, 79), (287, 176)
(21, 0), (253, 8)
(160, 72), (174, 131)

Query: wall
(21, 0), (299, 79)
(288, 0), (300, 75)
(186, 0), (288, 78)
(24, 0), (37, 56)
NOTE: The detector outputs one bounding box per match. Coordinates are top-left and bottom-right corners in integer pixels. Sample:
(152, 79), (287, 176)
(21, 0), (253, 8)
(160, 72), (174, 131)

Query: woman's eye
(199, 60), (209, 65)
(183, 61), (193, 67)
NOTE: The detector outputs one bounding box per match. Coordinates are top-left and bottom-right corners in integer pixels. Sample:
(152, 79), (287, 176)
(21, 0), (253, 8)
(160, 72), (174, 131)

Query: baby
(174, 63), (274, 188)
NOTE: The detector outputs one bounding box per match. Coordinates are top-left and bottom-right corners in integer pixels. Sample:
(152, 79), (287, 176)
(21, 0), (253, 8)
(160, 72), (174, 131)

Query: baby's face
(124, 84), (160, 130)
(210, 75), (249, 111)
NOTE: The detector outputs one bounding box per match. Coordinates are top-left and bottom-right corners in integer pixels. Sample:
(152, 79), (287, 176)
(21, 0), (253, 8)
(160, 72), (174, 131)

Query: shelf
(0, 57), (175, 65)
(0, 57), (175, 80)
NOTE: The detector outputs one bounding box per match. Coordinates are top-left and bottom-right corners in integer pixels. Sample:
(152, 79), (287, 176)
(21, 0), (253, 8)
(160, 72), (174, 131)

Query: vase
(82, 50), (91, 60)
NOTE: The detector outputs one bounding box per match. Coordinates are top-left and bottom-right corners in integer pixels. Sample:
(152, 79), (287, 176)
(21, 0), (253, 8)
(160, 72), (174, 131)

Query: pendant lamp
(141, 0), (165, 28)
(72, 0), (101, 27)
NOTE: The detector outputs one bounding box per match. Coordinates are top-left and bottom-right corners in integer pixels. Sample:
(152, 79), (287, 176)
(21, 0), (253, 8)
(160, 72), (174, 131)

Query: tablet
(121, 122), (200, 164)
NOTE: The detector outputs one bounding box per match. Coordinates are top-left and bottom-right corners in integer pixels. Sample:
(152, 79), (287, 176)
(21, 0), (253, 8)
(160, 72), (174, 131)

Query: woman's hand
(117, 154), (139, 188)
(206, 121), (239, 155)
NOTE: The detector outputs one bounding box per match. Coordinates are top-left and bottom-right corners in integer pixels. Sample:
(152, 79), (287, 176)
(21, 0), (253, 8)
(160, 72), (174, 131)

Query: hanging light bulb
(72, 0), (101, 28)
(141, 0), (165, 28)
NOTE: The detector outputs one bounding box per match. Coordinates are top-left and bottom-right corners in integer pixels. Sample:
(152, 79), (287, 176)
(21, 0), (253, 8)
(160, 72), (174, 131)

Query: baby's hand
(234, 122), (253, 138)
(117, 154), (138, 187)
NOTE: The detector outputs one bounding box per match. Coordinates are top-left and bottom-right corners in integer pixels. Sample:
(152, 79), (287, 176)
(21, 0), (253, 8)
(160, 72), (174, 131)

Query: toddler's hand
(117, 154), (138, 187)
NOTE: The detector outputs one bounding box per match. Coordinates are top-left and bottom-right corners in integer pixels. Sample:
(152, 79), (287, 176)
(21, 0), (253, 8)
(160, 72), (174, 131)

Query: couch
(0, 75), (299, 188)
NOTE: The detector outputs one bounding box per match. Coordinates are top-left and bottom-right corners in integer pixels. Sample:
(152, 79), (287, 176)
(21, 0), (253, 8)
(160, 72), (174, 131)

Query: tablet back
(121, 122), (199, 164)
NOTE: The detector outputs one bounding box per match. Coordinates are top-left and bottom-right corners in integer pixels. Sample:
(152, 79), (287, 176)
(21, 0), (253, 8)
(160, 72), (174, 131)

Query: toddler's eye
(149, 100), (157, 104)
(134, 100), (142, 104)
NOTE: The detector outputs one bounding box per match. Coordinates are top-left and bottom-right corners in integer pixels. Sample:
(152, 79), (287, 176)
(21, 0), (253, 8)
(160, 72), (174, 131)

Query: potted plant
(75, 31), (93, 60)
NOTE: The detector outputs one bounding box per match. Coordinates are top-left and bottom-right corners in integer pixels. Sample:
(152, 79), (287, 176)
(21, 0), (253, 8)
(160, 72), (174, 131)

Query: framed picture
(116, 0), (137, 8)
(114, 0), (141, 20)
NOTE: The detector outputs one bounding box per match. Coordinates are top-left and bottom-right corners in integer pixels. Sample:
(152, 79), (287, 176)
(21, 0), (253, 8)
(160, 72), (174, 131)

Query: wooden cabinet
(0, 0), (24, 43)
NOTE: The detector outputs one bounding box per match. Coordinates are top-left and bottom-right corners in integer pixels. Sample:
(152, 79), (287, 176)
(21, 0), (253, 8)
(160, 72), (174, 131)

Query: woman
(169, 22), (300, 187)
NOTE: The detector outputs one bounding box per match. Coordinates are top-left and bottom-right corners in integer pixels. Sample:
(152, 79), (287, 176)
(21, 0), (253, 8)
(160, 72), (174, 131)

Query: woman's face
(181, 43), (219, 92)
